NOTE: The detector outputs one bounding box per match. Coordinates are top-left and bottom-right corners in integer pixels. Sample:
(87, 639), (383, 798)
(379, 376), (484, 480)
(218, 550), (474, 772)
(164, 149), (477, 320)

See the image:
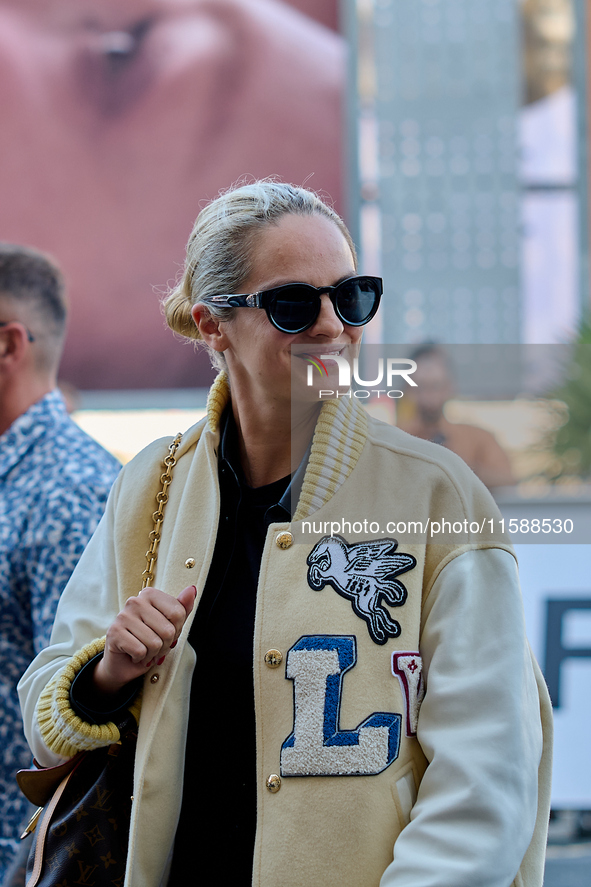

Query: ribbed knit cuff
(70, 652), (143, 725)
(36, 637), (133, 758)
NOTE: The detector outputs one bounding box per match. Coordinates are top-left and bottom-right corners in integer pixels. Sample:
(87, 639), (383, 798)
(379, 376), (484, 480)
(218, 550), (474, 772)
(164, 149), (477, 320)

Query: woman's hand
(93, 585), (197, 698)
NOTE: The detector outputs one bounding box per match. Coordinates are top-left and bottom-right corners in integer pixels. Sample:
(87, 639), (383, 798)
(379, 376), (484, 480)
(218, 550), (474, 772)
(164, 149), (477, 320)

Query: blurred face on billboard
(0, 0), (344, 389)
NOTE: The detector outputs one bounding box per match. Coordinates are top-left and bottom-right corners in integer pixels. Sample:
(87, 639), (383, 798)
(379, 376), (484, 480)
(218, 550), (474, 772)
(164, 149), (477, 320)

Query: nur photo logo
(302, 352), (418, 399)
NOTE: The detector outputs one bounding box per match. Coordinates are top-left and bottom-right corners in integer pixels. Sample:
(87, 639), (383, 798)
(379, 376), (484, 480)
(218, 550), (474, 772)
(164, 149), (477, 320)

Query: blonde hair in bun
(163, 179), (357, 371)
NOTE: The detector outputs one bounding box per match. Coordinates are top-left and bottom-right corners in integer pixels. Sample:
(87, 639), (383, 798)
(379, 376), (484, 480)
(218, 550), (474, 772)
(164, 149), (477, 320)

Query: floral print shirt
(0, 390), (120, 877)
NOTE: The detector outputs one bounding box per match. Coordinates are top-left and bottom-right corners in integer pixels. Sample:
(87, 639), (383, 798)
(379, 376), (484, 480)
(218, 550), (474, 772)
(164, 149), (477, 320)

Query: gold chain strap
(141, 433), (183, 588)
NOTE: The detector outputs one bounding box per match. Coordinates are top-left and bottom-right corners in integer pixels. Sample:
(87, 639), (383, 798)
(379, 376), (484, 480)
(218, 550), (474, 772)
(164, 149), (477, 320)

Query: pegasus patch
(306, 535), (416, 645)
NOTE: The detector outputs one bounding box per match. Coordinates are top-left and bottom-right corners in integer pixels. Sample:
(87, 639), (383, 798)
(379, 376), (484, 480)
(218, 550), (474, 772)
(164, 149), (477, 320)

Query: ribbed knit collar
(204, 372), (368, 520)
(206, 371), (231, 432)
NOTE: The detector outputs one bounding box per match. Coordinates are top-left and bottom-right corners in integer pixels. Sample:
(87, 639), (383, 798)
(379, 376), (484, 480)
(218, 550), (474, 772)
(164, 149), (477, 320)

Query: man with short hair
(0, 243), (120, 878)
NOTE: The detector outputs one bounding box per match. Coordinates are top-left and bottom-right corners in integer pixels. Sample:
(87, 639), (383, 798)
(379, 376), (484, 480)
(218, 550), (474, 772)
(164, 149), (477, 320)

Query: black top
(169, 409), (291, 882)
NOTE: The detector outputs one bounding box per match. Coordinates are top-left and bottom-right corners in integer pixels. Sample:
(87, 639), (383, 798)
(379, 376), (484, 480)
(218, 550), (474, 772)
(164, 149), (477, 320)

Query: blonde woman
(19, 182), (551, 887)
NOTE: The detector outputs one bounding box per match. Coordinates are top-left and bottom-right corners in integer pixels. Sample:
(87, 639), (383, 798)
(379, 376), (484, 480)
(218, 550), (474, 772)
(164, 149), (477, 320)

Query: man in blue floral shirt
(0, 243), (121, 878)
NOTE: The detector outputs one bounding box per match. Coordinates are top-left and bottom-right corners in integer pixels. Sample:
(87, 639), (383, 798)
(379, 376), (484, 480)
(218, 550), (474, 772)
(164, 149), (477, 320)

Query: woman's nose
(309, 294), (344, 338)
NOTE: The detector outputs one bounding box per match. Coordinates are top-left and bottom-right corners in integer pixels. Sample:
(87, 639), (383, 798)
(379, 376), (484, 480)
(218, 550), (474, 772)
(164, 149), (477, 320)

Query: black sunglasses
(202, 275), (383, 334)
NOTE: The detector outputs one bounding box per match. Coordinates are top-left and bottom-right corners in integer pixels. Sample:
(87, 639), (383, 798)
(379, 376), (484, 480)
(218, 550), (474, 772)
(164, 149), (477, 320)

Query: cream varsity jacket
(19, 375), (552, 887)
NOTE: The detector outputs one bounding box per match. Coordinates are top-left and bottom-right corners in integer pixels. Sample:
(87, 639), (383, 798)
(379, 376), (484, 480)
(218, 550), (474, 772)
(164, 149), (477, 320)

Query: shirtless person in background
(400, 344), (515, 490)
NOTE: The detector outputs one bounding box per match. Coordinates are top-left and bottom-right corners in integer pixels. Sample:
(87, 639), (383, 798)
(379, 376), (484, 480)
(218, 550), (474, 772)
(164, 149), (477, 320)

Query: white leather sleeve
(380, 547), (543, 887)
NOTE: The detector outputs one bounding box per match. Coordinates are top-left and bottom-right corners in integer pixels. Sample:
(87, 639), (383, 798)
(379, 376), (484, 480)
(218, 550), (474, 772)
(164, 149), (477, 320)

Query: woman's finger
(176, 585), (198, 616)
(135, 587), (194, 634)
(121, 599), (177, 648)
(95, 585), (199, 694)
(109, 618), (168, 664)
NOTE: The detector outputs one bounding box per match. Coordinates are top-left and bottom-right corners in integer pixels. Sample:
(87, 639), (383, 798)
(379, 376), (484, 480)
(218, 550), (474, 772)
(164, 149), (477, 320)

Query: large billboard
(0, 0), (343, 389)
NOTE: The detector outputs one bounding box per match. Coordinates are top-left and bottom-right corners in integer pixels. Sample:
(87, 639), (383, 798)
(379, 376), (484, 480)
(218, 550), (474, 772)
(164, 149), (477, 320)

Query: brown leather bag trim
(17, 753), (84, 808)
(26, 757), (84, 887)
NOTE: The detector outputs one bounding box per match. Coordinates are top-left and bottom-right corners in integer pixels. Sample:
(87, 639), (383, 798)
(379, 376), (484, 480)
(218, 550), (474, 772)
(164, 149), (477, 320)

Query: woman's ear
(191, 303), (228, 353)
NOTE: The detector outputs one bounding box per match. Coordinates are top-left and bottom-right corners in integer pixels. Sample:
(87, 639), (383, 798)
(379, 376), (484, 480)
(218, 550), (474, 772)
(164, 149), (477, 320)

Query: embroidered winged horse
(306, 536), (416, 644)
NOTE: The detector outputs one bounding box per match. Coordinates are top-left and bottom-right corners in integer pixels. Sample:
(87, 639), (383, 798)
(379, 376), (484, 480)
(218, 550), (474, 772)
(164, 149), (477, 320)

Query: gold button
(264, 649), (283, 668)
(266, 774), (281, 793)
(184, 558), (196, 569)
(275, 531), (293, 550)
(150, 674), (160, 684)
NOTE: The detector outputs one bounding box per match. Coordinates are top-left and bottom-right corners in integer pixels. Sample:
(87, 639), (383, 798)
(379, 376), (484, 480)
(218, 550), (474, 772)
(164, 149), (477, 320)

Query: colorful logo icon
(301, 353), (329, 385)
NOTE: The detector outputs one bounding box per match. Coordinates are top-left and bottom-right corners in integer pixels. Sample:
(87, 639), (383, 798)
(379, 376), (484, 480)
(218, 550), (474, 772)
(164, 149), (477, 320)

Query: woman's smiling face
(206, 211), (361, 405)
